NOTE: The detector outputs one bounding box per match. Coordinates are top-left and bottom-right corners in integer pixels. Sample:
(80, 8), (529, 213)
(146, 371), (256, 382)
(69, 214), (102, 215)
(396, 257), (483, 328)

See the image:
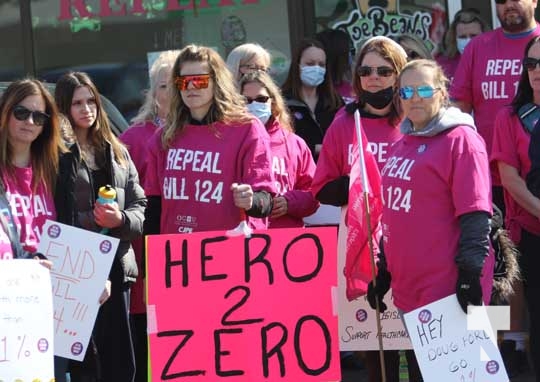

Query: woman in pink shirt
(371, 59), (493, 381)
(144, 44), (275, 235)
(0, 79), (63, 260)
(492, 35), (540, 380)
(239, 70), (319, 228)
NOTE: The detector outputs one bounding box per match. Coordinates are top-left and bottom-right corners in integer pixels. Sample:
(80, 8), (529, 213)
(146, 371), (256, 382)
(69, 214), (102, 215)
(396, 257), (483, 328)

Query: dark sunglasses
(244, 95), (270, 104)
(399, 85), (441, 100)
(523, 57), (540, 71)
(494, 0), (515, 4)
(357, 66), (395, 77)
(12, 105), (49, 126)
(175, 74), (211, 91)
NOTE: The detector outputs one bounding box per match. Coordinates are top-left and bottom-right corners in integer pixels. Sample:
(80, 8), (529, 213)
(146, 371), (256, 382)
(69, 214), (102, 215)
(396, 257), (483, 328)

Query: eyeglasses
(12, 105), (49, 126)
(357, 66), (395, 77)
(244, 95), (270, 104)
(239, 64), (269, 73)
(399, 85), (441, 100)
(175, 74), (211, 91)
(523, 57), (540, 71)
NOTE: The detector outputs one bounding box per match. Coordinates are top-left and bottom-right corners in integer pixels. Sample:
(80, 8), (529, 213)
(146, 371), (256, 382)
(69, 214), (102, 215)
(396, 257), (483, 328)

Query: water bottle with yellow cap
(97, 185), (116, 234)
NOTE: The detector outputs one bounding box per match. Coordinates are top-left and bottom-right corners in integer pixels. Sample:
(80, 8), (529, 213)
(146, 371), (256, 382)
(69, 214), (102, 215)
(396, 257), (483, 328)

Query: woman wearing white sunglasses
(368, 59), (494, 379)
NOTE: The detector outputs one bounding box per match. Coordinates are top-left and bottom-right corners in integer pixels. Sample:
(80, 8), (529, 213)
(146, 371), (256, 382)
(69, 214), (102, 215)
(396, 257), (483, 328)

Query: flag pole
(354, 110), (387, 382)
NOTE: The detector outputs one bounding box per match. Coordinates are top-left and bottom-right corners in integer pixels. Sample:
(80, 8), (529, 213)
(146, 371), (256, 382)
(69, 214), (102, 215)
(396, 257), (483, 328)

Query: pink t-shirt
(450, 25), (540, 181)
(381, 126), (493, 312)
(312, 110), (402, 197)
(119, 121), (158, 187)
(491, 106), (540, 243)
(3, 167), (56, 253)
(145, 119), (275, 233)
(265, 119), (318, 228)
(436, 53), (460, 82)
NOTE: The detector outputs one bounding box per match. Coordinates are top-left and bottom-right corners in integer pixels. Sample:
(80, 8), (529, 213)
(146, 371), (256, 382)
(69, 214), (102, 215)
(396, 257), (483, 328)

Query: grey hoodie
(400, 106), (476, 137)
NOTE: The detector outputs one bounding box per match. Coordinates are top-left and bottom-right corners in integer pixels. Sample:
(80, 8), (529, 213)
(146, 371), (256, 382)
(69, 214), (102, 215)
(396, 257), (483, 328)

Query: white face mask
(300, 65), (326, 87)
(247, 101), (272, 125)
(456, 37), (472, 54)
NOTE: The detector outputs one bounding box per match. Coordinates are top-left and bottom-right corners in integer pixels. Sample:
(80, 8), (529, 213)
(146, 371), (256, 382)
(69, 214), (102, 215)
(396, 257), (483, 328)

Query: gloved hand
(367, 257), (392, 313)
(456, 269), (482, 313)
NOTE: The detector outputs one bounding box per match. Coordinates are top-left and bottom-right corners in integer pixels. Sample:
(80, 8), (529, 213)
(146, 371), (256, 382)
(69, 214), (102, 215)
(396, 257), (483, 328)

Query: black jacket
(285, 96), (341, 162)
(55, 142), (146, 283)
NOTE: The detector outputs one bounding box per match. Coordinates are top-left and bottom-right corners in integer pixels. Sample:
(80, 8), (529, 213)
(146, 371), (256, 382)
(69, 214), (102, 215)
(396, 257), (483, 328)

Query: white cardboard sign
(337, 207), (412, 350)
(0, 260), (55, 380)
(38, 220), (119, 361)
(404, 294), (509, 381)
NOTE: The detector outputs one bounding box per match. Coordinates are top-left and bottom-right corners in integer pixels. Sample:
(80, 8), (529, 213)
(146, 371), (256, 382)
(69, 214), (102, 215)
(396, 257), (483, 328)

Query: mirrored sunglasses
(175, 74), (211, 91)
(244, 95), (270, 104)
(357, 66), (395, 77)
(12, 105), (49, 126)
(399, 86), (441, 100)
(523, 57), (540, 71)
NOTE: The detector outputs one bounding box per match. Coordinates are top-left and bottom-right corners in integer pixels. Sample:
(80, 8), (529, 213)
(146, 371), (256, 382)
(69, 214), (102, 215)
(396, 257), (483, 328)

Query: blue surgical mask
(247, 101), (272, 125)
(300, 65), (326, 87)
(456, 37), (471, 54)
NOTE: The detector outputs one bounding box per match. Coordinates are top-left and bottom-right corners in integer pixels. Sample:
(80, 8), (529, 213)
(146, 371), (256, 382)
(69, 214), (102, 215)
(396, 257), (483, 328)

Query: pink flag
(345, 111), (383, 301)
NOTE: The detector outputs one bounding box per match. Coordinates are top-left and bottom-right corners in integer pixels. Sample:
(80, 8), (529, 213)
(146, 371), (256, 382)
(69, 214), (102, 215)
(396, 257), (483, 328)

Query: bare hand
(94, 202), (123, 229)
(271, 196), (288, 218)
(231, 183), (253, 210)
(34, 256), (53, 270)
(99, 280), (112, 305)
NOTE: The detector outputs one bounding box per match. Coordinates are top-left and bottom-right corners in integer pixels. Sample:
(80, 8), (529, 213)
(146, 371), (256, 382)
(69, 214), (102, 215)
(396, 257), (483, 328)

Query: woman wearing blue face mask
(240, 71), (319, 227)
(436, 8), (489, 81)
(282, 38), (343, 161)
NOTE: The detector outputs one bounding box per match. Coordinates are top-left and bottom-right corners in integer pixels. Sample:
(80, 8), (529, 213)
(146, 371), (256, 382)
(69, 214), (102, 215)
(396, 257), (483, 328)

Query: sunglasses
(12, 105), (49, 126)
(399, 85), (441, 100)
(357, 66), (395, 77)
(523, 57), (540, 71)
(175, 74), (211, 91)
(494, 0), (515, 4)
(244, 95), (270, 104)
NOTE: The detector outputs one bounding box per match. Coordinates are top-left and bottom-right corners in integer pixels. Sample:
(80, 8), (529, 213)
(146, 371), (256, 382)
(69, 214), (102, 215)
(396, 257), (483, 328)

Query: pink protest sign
(146, 227), (339, 381)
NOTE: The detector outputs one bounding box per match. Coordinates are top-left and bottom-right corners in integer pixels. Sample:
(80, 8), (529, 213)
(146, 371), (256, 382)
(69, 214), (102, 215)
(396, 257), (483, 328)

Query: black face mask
(362, 87), (394, 110)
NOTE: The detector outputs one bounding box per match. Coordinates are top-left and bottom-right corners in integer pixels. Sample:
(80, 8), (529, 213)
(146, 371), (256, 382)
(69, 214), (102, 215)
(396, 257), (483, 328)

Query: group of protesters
(1, 0), (540, 381)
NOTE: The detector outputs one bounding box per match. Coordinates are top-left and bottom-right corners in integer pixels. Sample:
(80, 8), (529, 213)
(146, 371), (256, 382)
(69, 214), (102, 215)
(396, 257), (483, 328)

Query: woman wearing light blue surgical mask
(240, 71), (319, 228)
(282, 38), (343, 162)
(436, 8), (489, 81)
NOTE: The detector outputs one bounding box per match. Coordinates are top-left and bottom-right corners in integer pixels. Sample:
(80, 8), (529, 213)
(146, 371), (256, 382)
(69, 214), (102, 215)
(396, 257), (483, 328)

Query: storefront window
(0, 1), (24, 80)
(315, 0), (449, 57)
(30, 0), (290, 119)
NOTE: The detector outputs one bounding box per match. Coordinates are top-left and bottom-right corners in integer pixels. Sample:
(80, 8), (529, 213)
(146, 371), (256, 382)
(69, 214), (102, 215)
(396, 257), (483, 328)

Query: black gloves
(367, 255), (392, 313)
(456, 269), (482, 313)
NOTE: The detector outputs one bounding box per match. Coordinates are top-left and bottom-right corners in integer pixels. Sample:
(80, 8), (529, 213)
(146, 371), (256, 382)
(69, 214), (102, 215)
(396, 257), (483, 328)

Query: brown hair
(239, 71), (293, 132)
(164, 44), (252, 148)
(54, 71), (127, 167)
(0, 78), (65, 192)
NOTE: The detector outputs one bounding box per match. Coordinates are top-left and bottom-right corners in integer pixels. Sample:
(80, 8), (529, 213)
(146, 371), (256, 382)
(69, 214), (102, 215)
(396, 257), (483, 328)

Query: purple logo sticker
(418, 309), (432, 324)
(99, 240), (113, 254)
(47, 224), (61, 239)
(355, 309), (368, 322)
(71, 341), (84, 356)
(294, 111), (303, 120)
(486, 360), (499, 374)
(37, 338), (49, 353)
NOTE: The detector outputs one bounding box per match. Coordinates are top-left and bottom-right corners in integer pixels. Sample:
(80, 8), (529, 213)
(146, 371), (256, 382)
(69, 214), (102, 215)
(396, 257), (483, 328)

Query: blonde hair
(163, 44), (252, 148)
(397, 60), (450, 114)
(239, 71), (293, 132)
(131, 50), (178, 124)
(226, 43), (271, 82)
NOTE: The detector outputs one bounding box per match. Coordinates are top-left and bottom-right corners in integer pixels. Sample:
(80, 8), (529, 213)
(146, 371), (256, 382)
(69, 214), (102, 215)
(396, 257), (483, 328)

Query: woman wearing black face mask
(312, 36), (414, 382)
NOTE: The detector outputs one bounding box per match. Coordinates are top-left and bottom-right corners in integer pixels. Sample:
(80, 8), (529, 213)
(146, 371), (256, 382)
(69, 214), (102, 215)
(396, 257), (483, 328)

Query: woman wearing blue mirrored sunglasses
(373, 59), (494, 380)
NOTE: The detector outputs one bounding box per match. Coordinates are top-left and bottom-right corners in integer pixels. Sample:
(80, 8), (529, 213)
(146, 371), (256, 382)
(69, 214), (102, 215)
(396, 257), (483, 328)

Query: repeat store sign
(146, 228), (340, 381)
